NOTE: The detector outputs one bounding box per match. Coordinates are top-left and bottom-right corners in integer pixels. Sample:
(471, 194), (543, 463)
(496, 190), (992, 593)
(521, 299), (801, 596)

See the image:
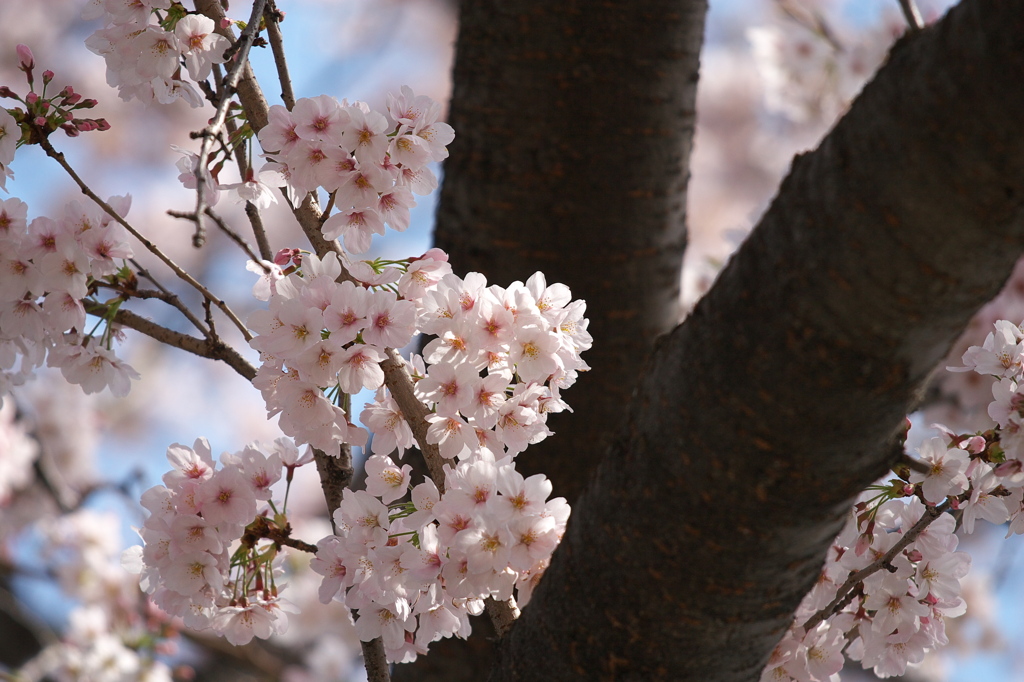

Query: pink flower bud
(61, 123), (79, 137)
(15, 44), (34, 70)
(219, 18), (232, 29)
(995, 459), (1022, 477)
(65, 93), (82, 105)
(33, 116), (46, 126)
(96, 118), (110, 131)
(25, 92), (37, 104)
(274, 247), (300, 266)
(0, 86), (14, 98)
(41, 70), (53, 84)
(962, 435), (986, 454)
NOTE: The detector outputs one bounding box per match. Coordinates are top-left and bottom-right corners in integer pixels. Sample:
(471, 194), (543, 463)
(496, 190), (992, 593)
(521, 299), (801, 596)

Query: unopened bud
(33, 115), (45, 126)
(219, 18), (232, 29)
(0, 86), (14, 98)
(80, 98), (97, 109)
(25, 92), (37, 105)
(61, 123), (79, 137)
(41, 70), (54, 84)
(15, 44), (34, 71)
(962, 435), (986, 454)
(65, 92), (82, 105)
(274, 247), (300, 266)
(95, 118), (110, 131)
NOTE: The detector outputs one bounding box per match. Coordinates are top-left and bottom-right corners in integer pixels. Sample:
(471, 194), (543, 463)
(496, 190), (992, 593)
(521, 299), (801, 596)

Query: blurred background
(6, 0), (1024, 679)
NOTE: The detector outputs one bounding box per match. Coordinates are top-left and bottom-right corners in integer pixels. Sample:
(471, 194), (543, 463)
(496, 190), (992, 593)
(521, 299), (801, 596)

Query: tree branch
(492, 1), (1024, 679)
(898, 0), (924, 31)
(84, 302), (257, 382)
(37, 134), (252, 342)
(175, 0), (268, 248)
(195, 0), (342, 258)
(800, 501), (949, 634)
(264, 0), (297, 111)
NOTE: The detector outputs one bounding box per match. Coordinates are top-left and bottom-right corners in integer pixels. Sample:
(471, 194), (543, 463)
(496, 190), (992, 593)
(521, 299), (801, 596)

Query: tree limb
(492, 1), (1024, 679)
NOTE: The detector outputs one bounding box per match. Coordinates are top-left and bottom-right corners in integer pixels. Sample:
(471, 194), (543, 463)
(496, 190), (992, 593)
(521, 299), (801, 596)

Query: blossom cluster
(312, 458), (570, 662)
(83, 0), (230, 108)
(244, 242), (590, 660)
(236, 95), (591, 662)
(0, 194), (139, 398)
(764, 318), (1024, 681)
(763, 495), (970, 681)
(244, 86), (450, 241)
(124, 437), (310, 647)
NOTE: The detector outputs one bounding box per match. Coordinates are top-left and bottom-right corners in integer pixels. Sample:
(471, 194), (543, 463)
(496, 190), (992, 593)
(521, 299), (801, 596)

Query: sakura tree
(3, 0), (1024, 681)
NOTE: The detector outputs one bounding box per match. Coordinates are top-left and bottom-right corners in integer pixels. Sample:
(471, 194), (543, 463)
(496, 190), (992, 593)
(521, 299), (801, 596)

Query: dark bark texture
(397, 1), (708, 679)
(433, 0), (707, 505)
(489, 1), (1024, 680)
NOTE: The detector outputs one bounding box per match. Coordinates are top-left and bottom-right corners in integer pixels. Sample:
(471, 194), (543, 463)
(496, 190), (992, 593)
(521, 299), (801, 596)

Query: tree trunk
(433, 0), (709, 504)
(490, 1), (1024, 679)
(395, 2), (708, 680)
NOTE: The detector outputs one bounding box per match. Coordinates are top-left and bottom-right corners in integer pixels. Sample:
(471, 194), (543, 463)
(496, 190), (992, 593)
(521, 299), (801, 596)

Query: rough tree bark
(484, 0), (1024, 680)
(403, 0), (1024, 680)
(395, 1), (706, 679)
(433, 0), (706, 504)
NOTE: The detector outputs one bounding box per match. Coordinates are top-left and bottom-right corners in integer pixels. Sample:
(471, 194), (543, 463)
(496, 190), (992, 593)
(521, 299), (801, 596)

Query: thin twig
(196, 0), (272, 131)
(264, 1), (297, 110)
(130, 258), (210, 335)
(898, 453), (931, 476)
(223, 109), (274, 262)
(180, 0), (269, 248)
(38, 135), (253, 341)
(222, 97), (250, 173)
(321, 189), (338, 224)
(800, 500), (950, 634)
(196, 0), (341, 259)
(898, 0), (924, 31)
(84, 302), (258, 381)
(776, 0), (844, 52)
(245, 201), (274, 261)
(198, 206), (265, 265)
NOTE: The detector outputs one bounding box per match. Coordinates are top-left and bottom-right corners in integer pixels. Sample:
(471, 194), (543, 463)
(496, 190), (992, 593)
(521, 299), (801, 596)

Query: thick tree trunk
(396, 2), (709, 680)
(490, 1), (1024, 680)
(433, 0), (708, 504)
